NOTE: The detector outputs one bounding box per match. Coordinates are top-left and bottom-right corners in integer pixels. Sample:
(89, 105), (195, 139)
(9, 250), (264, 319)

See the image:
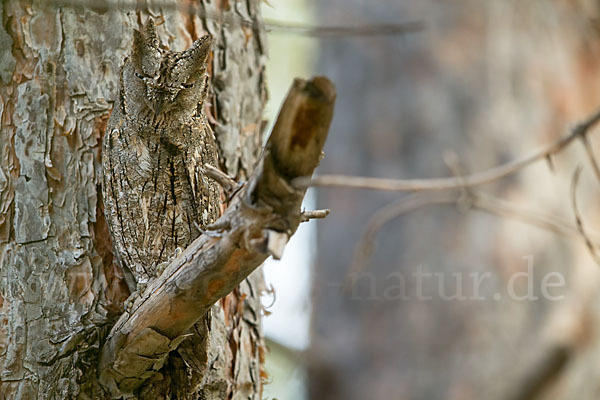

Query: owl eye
(181, 82), (194, 89)
(135, 72), (144, 80)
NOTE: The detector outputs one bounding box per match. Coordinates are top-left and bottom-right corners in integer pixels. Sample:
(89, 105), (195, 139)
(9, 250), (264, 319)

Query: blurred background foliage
(261, 2), (314, 400)
(262, 1), (600, 399)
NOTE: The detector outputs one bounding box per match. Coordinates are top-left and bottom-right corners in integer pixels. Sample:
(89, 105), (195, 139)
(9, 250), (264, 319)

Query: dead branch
(298, 107), (600, 192)
(98, 77), (336, 396)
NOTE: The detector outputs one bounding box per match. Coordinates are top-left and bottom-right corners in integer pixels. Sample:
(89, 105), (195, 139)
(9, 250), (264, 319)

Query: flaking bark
(0, 1), (268, 398)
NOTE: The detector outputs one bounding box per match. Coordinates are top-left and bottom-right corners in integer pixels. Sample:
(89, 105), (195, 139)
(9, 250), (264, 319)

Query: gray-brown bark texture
(102, 19), (221, 292)
(0, 0), (268, 398)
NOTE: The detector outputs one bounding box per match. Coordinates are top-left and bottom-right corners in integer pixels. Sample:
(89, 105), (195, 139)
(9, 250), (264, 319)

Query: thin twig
(345, 192), (458, 284)
(475, 192), (599, 241)
(264, 19), (424, 37)
(579, 134), (600, 182)
(443, 149), (473, 213)
(570, 166), (600, 266)
(299, 107), (600, 192)
(203, 164), (238, 194)
(347, 188), (600, 279)
(47, 0), (424, 38)
(300, 209), (330, 222)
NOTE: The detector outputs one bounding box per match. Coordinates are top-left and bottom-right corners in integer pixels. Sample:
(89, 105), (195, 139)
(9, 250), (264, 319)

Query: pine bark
(0, 0), (268, 398)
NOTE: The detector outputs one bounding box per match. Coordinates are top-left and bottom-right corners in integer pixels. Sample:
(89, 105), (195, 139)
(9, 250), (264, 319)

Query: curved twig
(570, 166), (600, 265)
(348, 187), (600, 278)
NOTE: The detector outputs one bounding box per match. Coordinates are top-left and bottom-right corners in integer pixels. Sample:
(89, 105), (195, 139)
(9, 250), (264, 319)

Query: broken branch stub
(98, 76), (336, 397)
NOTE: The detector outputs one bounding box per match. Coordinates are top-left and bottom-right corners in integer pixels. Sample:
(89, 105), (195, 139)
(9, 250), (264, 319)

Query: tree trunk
(0, 0), (268, 398)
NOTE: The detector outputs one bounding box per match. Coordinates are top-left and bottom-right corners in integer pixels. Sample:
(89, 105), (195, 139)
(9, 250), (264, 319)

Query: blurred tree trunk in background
(311, 1), (600, 399)
(0, 1), (266, 398)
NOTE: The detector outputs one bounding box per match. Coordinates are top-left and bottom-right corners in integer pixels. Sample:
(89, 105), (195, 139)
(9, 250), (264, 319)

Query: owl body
(102, 20), (220, 291)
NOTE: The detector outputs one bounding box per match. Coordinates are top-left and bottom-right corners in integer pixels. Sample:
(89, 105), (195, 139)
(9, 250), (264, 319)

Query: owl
(102, 19), (221, 292)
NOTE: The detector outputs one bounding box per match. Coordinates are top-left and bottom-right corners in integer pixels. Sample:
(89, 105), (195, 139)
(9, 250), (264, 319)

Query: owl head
(121, 19), (212, 119)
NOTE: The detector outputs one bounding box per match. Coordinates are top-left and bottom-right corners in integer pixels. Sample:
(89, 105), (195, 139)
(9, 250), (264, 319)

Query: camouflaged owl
(102, 19), (220, 292)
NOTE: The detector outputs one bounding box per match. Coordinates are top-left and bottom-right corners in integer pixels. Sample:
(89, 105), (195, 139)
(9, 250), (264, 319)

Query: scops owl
(102, 20), (221, 292)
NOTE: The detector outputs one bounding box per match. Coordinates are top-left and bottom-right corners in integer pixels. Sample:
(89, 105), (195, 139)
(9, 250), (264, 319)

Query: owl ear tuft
(131, 19), (162, 77)
(142, 19), (159, 49)
(176, 35), (212, 81)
